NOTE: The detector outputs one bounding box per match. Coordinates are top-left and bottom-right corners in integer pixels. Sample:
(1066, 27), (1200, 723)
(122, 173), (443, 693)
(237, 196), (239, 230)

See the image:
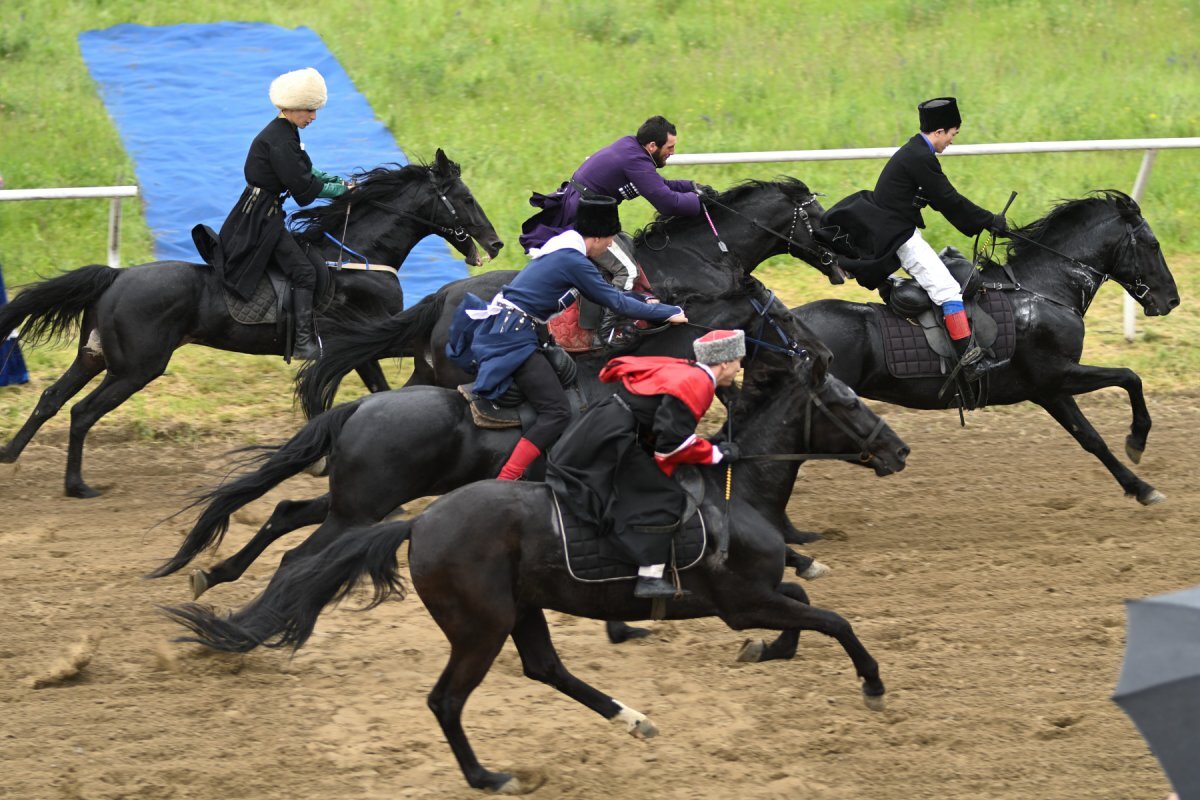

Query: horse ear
(434, 148), (450, 172)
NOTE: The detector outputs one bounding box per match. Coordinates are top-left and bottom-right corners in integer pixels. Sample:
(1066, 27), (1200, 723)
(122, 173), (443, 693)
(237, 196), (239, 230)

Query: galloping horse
(0, 150), (503, 498)
(152, 318), (908, 602)
(795, 191), (1178, 503)
(295, 178), (839, 414)
(165, 464), (889, 793)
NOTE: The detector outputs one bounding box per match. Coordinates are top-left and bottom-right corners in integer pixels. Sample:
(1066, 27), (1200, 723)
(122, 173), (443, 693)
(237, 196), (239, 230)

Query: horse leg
(353, 360), (390, 393)
(735, 582), (809, 663)
(784, 548), (832, 580)
(0, 349), (103, 464)
(1053, 363), (1151, 464)
(1035, 393), (1163, 505)
(513, 608), (657, 738)
(191, 495), (332, 599)
(63, 362), (169, 498)
(719, 585), (886, 709)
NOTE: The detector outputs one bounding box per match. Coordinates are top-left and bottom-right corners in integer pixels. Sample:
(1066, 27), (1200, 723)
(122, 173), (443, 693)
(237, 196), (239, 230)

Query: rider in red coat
(547, 329), (745, 599)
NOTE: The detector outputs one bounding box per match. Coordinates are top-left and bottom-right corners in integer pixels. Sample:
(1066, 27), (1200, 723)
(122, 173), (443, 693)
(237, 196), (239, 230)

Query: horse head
(1005, 190), (1179, 317)
(633, 178), (838, 283)
(292, 149), (504, 268)
(727, 344), (909, 478)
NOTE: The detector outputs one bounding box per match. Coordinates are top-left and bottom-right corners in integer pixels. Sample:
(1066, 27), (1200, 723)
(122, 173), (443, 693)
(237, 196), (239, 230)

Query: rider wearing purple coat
(518, 116), (705, 253)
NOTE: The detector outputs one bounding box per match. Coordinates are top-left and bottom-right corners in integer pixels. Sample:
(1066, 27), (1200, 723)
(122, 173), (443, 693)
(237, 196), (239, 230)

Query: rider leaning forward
(825, 96), (1009, 380)
(447, 195), (688, 482)
(215, 67), (349, 360)
(548, 329), (745, 599)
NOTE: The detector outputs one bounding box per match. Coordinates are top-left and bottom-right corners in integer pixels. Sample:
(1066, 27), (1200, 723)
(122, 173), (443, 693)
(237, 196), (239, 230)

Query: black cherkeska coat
(825, 133), (995, 289)
(218, 116), (325, 299)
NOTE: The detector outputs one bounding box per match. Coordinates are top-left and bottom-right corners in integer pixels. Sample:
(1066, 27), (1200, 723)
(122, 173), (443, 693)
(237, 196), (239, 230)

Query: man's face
(584, 235), (616, 259)
(283, 108), (318, 128)
(646, 133), (677, 167)
(927, 126), (959, 154)
(715, 358), (743, 387)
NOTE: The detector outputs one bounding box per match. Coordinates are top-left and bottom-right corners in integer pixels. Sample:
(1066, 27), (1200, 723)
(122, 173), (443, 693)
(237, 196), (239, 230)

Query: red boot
(497, 437), (541, 480)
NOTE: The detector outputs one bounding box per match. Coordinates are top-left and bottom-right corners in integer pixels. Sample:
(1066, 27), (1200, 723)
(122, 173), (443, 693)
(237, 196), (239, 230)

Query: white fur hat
(269, 67), (327, 110)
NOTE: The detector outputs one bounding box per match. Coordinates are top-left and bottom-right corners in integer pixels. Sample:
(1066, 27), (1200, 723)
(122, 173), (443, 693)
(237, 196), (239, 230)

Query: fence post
(1124, 150), (1159, 342)
(107, 195), (122, 268)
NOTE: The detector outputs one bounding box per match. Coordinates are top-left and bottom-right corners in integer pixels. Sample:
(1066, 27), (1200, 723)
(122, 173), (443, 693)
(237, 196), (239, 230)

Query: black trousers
(272, 230), (319, 291)
(511, 350), (571, 452)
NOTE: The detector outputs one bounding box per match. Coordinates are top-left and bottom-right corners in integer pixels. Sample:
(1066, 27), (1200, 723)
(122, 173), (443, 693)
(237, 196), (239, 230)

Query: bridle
(981, 213), (1154, 315)
(324, 168), (473, 261)
(699, 191), (840, 270)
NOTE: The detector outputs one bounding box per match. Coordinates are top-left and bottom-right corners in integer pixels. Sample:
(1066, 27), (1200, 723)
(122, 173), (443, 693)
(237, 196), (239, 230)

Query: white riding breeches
(896, 229), (962, 307)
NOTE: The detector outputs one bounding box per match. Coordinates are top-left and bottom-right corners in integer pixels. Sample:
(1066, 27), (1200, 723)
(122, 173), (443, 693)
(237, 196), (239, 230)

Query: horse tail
(296, 288), (448, 418)
(0, 264), (120, 345)
(147, 399), (364, 579)
(162, 518), (414, 652)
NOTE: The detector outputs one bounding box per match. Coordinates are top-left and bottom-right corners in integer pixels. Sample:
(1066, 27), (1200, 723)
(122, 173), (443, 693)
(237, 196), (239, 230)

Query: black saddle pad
(876, 290), (1017, 379)
(223, 271), (287, 325)
(551, 490), (707, 582)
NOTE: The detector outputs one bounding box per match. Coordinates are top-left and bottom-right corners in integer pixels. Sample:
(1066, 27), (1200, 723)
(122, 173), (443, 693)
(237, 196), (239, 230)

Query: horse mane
(1003, 190), (1140, 261)
(290, 159), (457, 242)
(632, 177), (813, 246)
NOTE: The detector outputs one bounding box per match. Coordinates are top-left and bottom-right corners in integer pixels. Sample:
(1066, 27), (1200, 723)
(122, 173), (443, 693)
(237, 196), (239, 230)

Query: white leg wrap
(613, 700), (658, 738)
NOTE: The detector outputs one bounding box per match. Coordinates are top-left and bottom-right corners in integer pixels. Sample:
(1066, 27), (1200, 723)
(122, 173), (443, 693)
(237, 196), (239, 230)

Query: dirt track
(1, 390), (1194, 799)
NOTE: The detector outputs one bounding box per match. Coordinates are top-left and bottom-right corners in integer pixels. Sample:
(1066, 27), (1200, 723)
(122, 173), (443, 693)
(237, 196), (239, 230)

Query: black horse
(0, 150), (503, 498)
(152, 318), (908, 604)
(795, 191), (1178, 504)
(164, 468), (889, 793)
(295, 178), (839, 414)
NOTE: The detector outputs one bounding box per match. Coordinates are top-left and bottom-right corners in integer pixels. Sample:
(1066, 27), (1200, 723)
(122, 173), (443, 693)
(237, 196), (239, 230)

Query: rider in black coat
(824, 97), (1008, 380)
(218, 67), (348, 360)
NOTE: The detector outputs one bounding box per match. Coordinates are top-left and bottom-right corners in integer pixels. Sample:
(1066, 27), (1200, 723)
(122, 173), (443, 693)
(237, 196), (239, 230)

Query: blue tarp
(0, 262), (30, 387)
(77, 22), (466, 303)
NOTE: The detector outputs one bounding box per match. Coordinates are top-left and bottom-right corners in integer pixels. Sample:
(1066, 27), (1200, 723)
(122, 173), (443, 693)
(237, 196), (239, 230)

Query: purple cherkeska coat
(518, 135), (701, 252)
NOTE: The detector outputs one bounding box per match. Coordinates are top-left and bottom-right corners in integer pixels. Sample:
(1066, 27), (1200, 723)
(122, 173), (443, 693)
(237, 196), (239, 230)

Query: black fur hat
(918, 97), (961, 132)
(574, 195), (622, 238)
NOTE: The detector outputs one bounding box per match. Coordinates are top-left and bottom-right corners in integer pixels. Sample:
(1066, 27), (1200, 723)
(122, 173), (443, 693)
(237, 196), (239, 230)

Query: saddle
(874, 248), (1016, 380)
(191, 224), (334, 326)
(550, 468), (709, 583)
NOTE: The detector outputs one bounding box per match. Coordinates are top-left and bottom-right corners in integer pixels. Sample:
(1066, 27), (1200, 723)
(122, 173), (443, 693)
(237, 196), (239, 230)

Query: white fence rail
(0, 185), (139, 269)
(670, 137), (1200, 341)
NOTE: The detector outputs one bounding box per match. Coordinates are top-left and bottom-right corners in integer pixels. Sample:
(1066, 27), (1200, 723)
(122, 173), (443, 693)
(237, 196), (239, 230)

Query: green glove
(311, 167), (332, 182)
(318, 181), (349, 199)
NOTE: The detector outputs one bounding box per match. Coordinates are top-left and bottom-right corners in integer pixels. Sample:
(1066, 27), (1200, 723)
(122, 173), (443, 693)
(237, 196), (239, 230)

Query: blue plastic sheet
(77, 22), (466, 303)
(0, 263), (29, 387)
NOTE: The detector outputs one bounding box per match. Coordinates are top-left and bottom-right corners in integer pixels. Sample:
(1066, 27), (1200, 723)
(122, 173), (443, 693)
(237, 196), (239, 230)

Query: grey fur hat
(270, 67), (327, 110)
(693, 329), (746, 365)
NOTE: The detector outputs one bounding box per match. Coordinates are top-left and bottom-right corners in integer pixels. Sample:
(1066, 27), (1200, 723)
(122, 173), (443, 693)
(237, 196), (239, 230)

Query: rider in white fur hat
(214, 67), (348, 360)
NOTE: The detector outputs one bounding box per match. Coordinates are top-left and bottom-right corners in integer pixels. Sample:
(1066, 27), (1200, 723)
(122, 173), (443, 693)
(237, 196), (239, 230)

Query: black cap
(574, 195), (622, 238)
(918, 97), (962, 132)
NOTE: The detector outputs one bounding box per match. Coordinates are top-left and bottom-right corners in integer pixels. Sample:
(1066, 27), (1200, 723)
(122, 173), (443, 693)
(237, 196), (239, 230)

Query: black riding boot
(292, 289), (322, 360)
(950, 334), (994, 383)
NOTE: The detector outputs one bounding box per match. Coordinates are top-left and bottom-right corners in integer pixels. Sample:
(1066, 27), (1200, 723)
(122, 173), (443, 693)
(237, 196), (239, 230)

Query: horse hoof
(800, 560), (832, 581)
(189, 570), (210, 600)
(1125, 438), (1144, 464)
(496, 776), (523, 795)
(736, 638), (765, 663)
(863, 692), (887, 712)
(1137, 488), (1166, 506)
(606, 622), (651, 644)
(614, 702), (658, 739)
(66, 484), (102, 499)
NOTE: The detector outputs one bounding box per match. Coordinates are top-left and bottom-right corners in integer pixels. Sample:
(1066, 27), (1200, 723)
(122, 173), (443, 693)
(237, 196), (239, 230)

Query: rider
(519, 116), (711, 303)
(824, 97), (1009, 381)
(547, 329), (745, 599)
(216, 67), (349, 360)
(447, 195), (688, 482)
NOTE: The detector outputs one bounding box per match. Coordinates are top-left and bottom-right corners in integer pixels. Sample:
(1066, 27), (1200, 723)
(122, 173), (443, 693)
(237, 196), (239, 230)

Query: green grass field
(1, 0), (1196, 438)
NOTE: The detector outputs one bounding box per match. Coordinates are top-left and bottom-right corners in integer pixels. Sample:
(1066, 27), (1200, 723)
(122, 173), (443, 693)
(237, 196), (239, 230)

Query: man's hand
(666, 312), (688, 324)
(988, 213), (1009, 236)
(695, 183), (716, 198)
(717, 441), (740, 462)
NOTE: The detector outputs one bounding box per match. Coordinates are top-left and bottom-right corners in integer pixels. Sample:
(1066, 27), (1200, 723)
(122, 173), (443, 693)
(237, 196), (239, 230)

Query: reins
(699, 192), (841, 272)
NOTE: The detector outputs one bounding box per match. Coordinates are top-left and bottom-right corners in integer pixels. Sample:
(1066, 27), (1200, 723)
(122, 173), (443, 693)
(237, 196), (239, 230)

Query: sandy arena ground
(1, 390), (1195, 799)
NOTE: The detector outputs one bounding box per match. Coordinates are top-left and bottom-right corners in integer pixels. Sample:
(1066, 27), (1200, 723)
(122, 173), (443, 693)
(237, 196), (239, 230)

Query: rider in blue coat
(449, 195), (688, 481)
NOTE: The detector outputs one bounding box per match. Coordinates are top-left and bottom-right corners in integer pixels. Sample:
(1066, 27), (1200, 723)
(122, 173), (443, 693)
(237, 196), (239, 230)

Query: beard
(651, 149), (668, 168)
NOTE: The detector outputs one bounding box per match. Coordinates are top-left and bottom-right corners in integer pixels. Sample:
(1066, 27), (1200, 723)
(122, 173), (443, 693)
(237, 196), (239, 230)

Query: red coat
(599, 356), (723, 475)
